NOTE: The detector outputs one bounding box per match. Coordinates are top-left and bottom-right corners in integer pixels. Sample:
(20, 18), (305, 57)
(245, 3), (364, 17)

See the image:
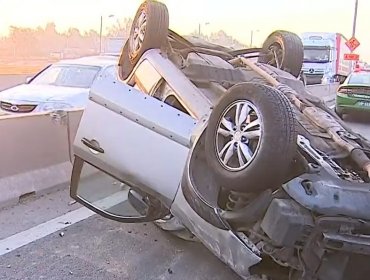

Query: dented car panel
(171, 185), (262, 280)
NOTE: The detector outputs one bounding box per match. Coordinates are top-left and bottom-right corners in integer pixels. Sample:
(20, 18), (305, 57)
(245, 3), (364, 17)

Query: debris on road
(68, 200), (77, 206)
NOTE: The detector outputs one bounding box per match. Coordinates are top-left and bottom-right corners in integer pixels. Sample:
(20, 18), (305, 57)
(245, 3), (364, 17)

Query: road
(0, 187), (239, 280)
(343, 115), (370, 139)
(0, 76), (370, 280)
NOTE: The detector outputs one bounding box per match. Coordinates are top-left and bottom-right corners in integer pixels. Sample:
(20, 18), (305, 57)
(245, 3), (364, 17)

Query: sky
(0, 0), (369, 60)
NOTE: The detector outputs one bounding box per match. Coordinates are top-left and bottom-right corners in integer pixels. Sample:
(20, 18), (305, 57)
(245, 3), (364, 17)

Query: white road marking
(0, 207), (95, 256)
(0, 191), (128, 256)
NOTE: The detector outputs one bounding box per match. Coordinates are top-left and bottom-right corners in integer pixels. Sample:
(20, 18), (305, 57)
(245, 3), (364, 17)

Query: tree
(106, 17), (132, 38)
(8, 26), (40, 57)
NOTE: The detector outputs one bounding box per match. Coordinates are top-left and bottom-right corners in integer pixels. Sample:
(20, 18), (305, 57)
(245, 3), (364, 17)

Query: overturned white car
(69, 1), (370, 279)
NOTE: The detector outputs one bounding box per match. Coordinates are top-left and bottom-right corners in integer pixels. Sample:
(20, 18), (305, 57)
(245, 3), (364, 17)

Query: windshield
(30, 64), (101, 88)
(348, 72), (370, 85)
(303, 48), (330, 63)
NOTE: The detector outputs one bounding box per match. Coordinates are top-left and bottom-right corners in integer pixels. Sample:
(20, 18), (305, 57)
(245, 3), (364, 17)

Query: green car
(335, 69), (370, 119)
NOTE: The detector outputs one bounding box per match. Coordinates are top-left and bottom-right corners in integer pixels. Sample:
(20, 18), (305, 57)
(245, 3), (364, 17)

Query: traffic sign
(345, 37), (361, 52)
(344, 53), (360, 61)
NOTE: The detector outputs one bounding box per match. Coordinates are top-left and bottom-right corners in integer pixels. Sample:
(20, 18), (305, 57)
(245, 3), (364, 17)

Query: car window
(164, 95), (188, 115)
(133, 60), (162, 93)
(303, 47), (330, 63)
(101, 65), (118, 80)
(151, 79), (190, 115)
(30, 64), (101, 88)
(348, 72), (370, 85)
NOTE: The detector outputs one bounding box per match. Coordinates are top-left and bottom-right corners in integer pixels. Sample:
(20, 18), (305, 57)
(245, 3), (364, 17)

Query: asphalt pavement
(0, 188), (240, 280)
(0, 75), (28, 91)
(332, 110), (370, 139)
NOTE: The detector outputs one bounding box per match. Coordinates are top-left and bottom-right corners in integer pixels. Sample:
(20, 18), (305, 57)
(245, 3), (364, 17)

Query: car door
(70, 69), (198, 223)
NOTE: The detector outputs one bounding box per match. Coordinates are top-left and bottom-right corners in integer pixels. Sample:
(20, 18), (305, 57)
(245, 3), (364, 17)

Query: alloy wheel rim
(129, 10), (147, 58)
(267, 43), (284, 69)
(215, 100), (263, 172)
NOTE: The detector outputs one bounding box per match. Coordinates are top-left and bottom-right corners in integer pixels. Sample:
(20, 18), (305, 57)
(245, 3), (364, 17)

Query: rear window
(348, 72), (370, 85)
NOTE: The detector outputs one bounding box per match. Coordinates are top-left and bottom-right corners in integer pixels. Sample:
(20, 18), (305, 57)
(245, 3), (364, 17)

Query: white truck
(300, 32), (355, 85)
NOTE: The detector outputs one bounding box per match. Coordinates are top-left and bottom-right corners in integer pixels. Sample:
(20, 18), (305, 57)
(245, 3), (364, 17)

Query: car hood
(0, 84), (89, 103)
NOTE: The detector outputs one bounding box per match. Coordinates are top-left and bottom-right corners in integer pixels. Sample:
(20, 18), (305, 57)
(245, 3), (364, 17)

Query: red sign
(344, 53), (360, 61)
(345, 37), (361, 52)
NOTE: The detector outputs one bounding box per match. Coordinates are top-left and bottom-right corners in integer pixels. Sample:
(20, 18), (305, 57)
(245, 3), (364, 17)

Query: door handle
(81, 138), (105, 154)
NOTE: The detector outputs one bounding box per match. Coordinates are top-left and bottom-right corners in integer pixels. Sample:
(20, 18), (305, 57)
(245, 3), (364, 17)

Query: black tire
(205, 82), (298, 193)
(258, 30), (304, 78)
(128, 0), (169, 65)
(339, 75), (347, 84)
(118, 40), (134, 81)
(335, 106), (344, 119)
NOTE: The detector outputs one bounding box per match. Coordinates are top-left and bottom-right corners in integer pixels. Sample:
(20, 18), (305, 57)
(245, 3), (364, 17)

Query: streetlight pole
(250, 30), (259, 47)
(99, 14), (115, 54)
(99, 16), (103, 54)
(352, 0), (359, 38)
(198, 22), (210, 36)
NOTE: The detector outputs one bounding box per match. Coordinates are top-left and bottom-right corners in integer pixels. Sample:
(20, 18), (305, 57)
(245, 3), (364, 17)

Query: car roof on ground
(56, 55), (118, 67)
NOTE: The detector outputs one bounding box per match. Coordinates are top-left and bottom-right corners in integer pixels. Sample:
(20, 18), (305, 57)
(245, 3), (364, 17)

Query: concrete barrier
(306, 83), (339, 105)
(0, 109), (83, 208)
(0, 74), (29, 91)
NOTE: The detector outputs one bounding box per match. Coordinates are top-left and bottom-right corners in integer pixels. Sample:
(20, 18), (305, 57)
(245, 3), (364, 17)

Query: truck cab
(300, 32), (354, 85)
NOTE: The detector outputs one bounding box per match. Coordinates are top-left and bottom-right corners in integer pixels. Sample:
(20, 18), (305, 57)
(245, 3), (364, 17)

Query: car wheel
(338, 75), (347, 84)
(258, 30), (304, 78)
(118, 40), (133, 81)
(335, 106), (344, 119)
(204, 82), (298, 193)
(128, 0), (169, 65)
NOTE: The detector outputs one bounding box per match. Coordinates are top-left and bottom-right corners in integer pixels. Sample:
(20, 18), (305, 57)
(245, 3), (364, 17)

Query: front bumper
(304, 73), (324, 85)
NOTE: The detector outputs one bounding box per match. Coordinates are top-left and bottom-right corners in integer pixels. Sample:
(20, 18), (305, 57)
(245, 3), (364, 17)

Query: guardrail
(0, 109), (83, 208)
